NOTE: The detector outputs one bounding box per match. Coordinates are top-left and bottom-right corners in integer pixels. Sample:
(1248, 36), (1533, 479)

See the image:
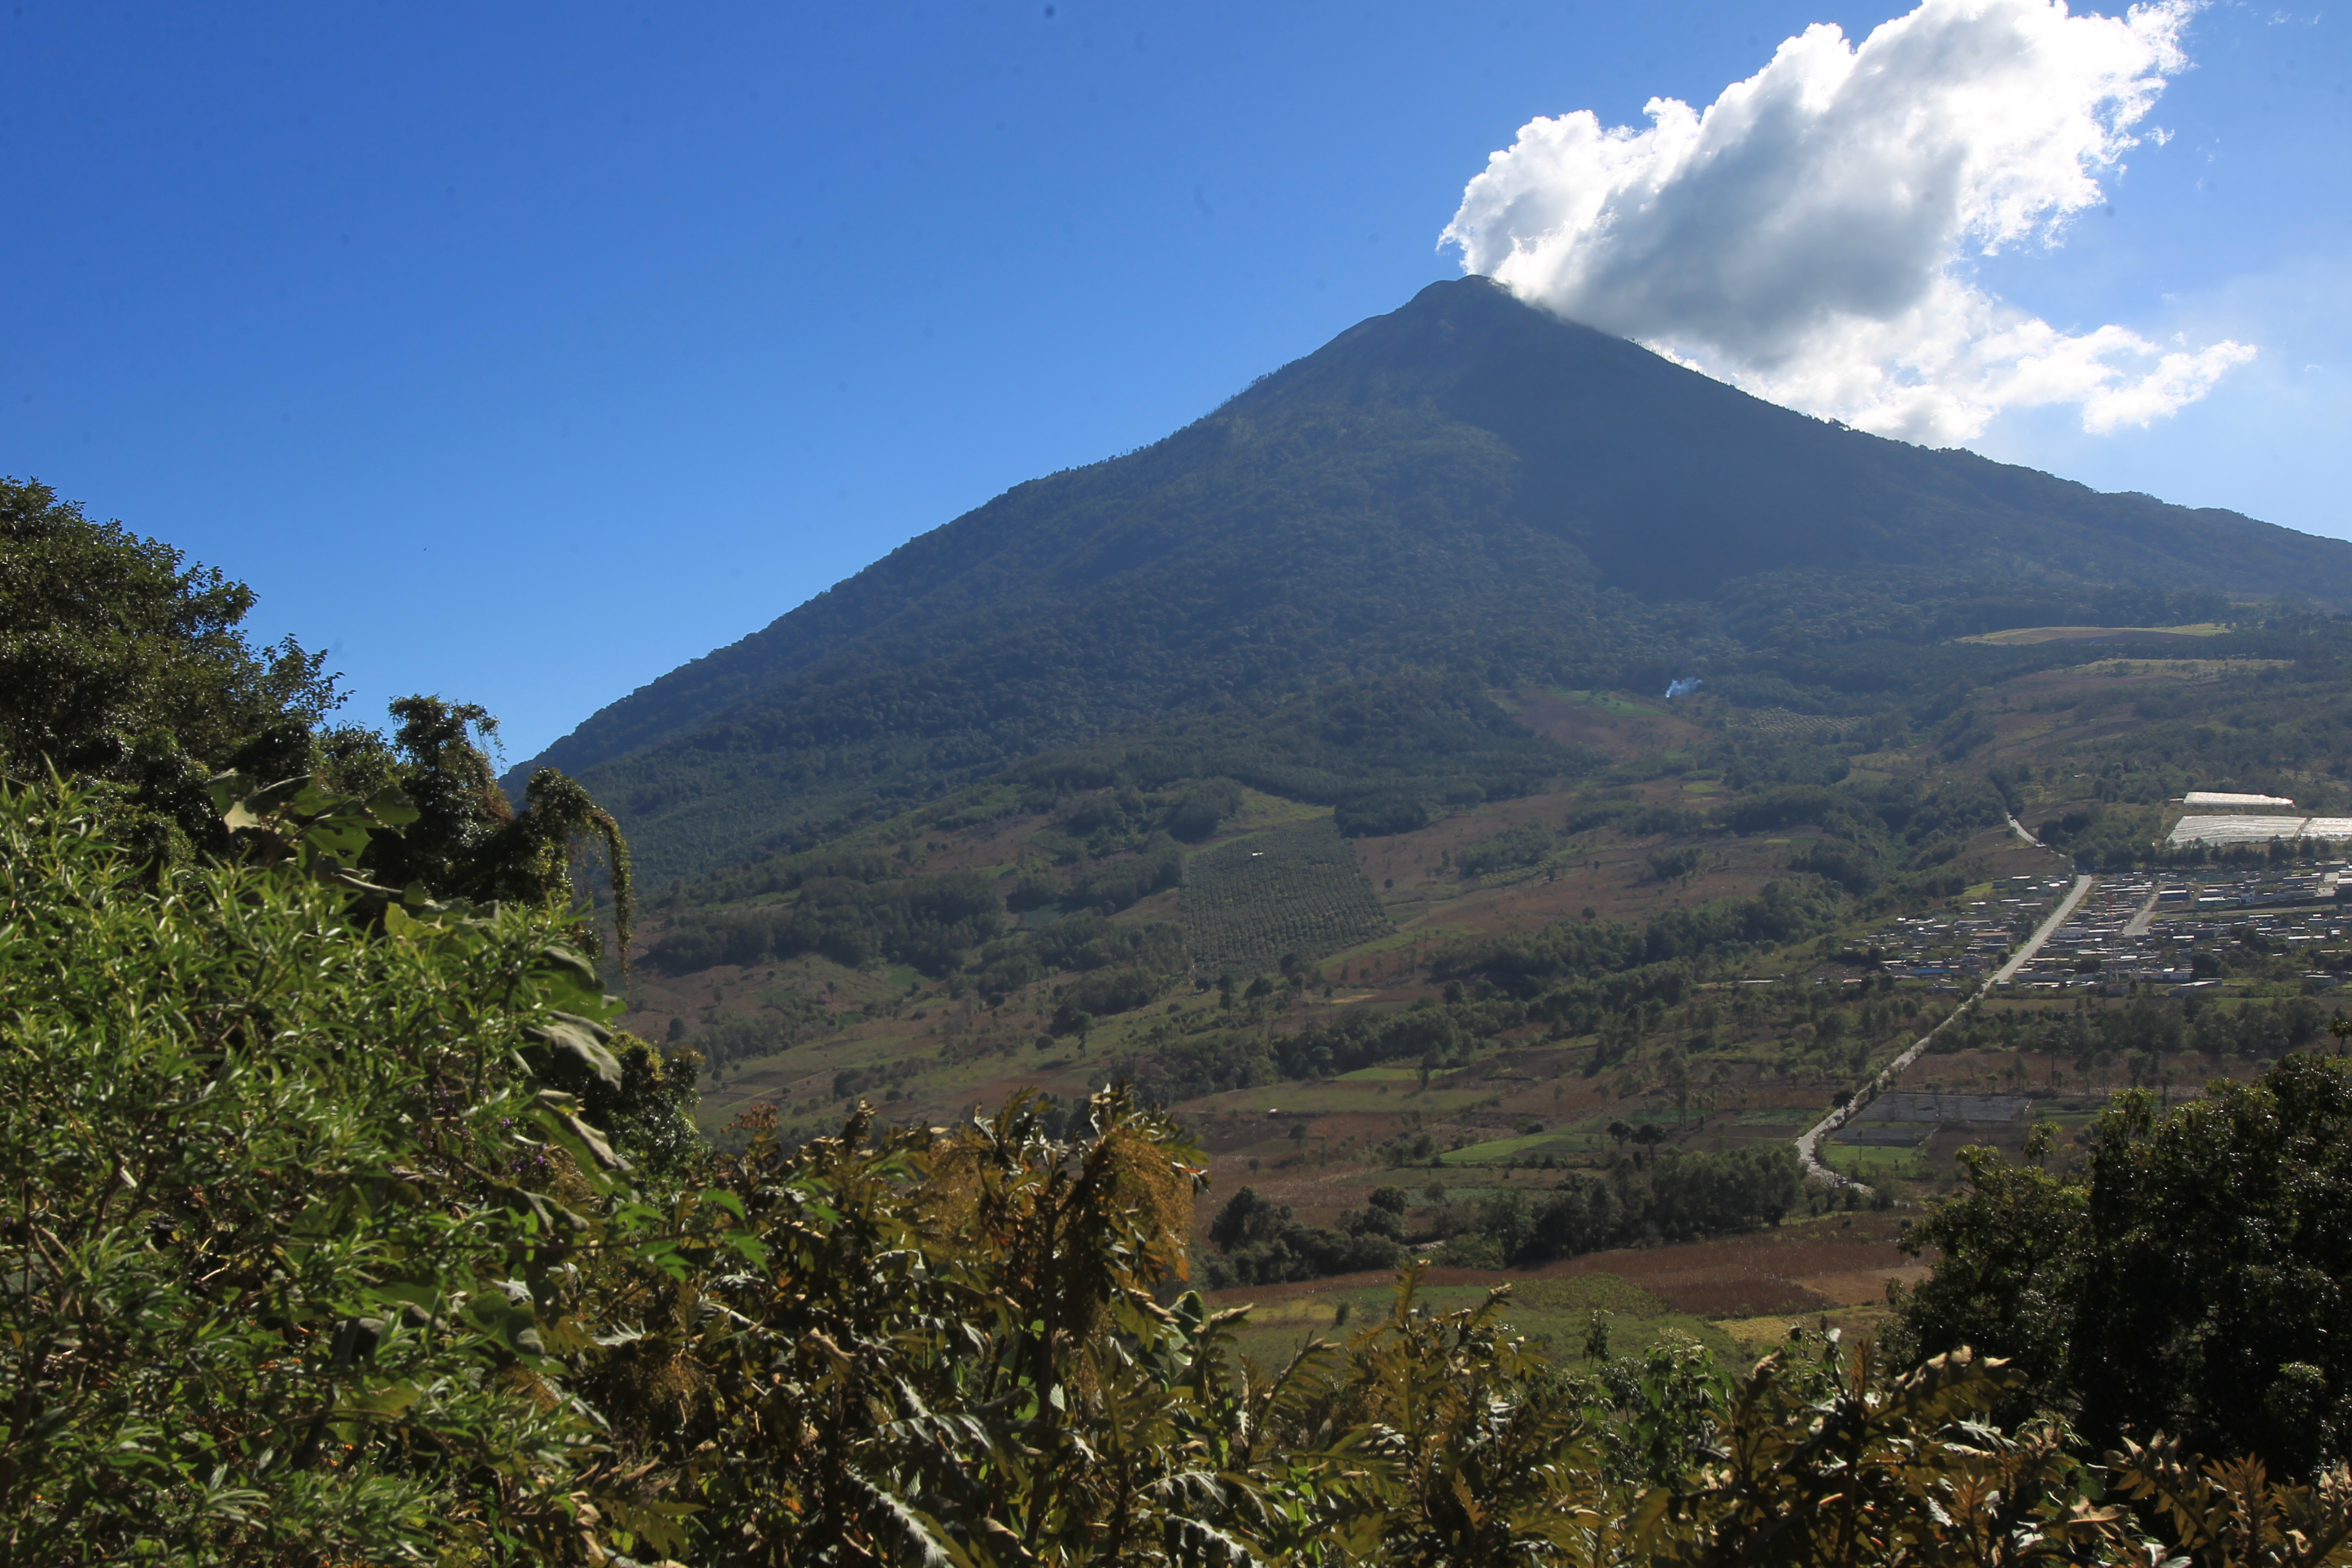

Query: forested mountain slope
(514, 278), (2352, 881)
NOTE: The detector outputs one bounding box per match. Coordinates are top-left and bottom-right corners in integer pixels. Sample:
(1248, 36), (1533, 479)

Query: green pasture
(1328, 923), (1478, 961)
(1820, 1142), (1937, 1183)
(1189, 1080), (1501, 1116)
(1548, 689), (1669, 720)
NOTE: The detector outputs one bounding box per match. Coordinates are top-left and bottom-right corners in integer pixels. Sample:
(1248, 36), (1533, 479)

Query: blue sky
(3, 1), (2345, 760)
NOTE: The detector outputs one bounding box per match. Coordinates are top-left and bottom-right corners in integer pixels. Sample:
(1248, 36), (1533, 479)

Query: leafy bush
(1455, 1148), (1799, 1270)
(1053, 965), (1171, 1031)
(1788, 839), (1876, 894)
(1199, 1186), (1405, 1287)
(1723, 785), (1847, 836)
(0, 477), (338, 865)
(1458, 820), (1557, 878)
(1334, 789), (1431, 837)
(1647, 846), (1704, 883)
(0, 783), (694, 1562)
(1166, 776), (1245, 842)
(972, 915), (1190, 1003)
(1067, 844), (1183, 914)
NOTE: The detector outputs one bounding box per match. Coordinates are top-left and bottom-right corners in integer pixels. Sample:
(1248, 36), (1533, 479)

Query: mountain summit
(515, 278), (2352, 880)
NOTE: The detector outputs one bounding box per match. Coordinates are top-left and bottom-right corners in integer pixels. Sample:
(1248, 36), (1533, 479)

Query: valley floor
(632, 651), (2352, 1345)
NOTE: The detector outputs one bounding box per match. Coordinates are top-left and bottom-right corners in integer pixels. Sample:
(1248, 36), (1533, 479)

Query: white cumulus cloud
(1441, 0), (2255, 443)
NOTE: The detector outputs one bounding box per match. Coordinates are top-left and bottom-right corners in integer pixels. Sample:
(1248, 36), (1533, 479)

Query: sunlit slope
(514, 278), (2352, 881)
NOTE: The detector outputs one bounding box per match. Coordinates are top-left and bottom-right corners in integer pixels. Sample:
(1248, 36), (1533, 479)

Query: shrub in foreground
(9, 782), (2352, 1564)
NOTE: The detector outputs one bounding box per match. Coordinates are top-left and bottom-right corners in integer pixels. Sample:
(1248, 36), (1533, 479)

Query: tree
(1894, 1055), (2352, 1475)
(217, 696), (634, 966)
(1660, 1044), (1692, 1120)
(1209, 1185), (1290, 1252)
(2, 482), (631, 957)
(0, 476), (338, 861)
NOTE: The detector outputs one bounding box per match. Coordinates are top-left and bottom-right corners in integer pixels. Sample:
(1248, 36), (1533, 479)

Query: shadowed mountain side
(1270, 280), (2352, 599)
(512, 277), (2352, 881)
(552, 465), (1683, 878)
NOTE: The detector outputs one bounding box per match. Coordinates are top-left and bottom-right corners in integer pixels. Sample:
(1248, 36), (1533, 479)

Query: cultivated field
(1203, 1213), (1925, 1365)
(1181, 817), (1392, 976)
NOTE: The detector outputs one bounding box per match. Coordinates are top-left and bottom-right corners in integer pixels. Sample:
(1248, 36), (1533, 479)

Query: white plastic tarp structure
(2169, 815), (2352, 846)
(2169, 814), (2305, 844)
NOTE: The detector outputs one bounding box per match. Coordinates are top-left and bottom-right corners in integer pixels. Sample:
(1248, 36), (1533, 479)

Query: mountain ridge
(512, 277), (2352, 881)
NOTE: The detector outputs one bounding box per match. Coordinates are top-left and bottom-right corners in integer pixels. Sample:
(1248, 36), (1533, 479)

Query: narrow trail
(1796, 873), (2095, 1195)
(2005, 812), (2043, 847)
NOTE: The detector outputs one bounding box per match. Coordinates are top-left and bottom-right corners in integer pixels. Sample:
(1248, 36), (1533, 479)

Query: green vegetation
(1893, 1052), (2352, 1476)
(976, 913), (1190, 1003)
(0, 481), (633, 954)
(0, 783), (696, 1563)
(1200, 1184), (1407, 1287)
(1456, 819), (1557, 878)
(35, 259), (2352, 1559)
(647, 865), (1006, 974)
(20, 782), (2352, 1561)
(518, 279), (2352, 884)
(1932, 994), (2333, 1064)
(1458, 1147), (1804, 1265)
(1436, 879), (1848, 1002)
(0, 475), (339, 863)
(1180, 817), (1392, 977)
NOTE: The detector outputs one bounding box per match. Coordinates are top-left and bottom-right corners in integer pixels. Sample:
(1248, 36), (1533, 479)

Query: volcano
(512, 277), (2352, 881)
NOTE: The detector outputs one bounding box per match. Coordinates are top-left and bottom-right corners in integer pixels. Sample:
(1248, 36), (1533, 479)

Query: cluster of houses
(1998, 873), (2160, 990)
(1831, 794), (2352, 994)
(1847, 867), (2349, 994)
(1849, 875), (2069, 988)
(1998, 868), (2347, 991)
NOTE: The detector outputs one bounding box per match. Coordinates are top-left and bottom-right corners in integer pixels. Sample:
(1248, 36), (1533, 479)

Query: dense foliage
(0, 486), (635, 969)
(647, 867), (1005, 973)
(0, 784), (689, 1563)
(1893, 1053), (2352, 1478)
(1198, 1184), (1407, 1287)
(0, 476), (339, 861)
(1478, 1146), (1804, 1263)
(21, 787), (2352, 1563)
